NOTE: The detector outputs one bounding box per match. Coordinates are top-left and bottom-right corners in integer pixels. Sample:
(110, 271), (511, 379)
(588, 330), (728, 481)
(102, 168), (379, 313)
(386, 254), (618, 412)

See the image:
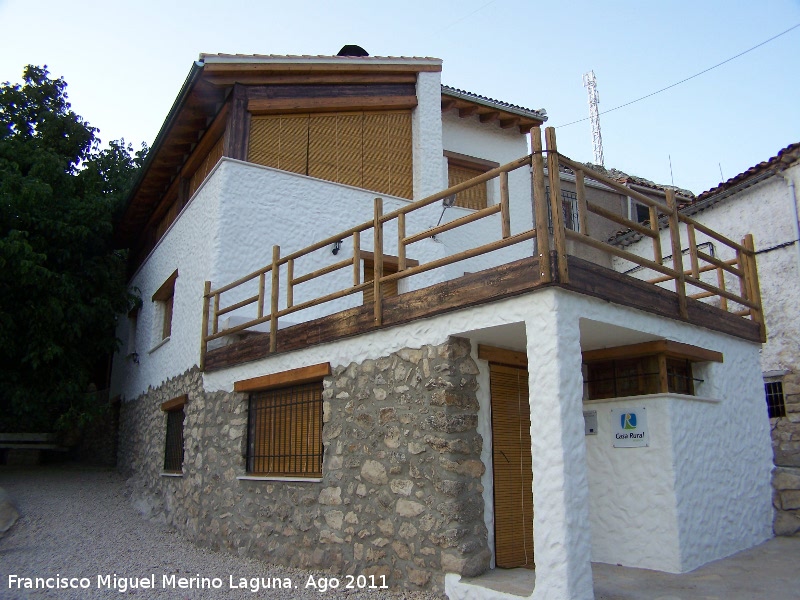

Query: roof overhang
(441, 85), (547, 134)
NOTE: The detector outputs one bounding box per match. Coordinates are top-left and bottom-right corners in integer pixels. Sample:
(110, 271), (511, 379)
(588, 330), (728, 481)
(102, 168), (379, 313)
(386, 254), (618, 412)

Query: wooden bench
(0, 433), (68, 466)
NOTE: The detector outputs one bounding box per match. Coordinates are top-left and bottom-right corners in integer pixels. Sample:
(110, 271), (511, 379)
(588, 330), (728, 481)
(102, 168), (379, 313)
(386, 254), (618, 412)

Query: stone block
(396, 499), (426, 517)
(780, 490), (800, 510)
(774, 510), (800, 536)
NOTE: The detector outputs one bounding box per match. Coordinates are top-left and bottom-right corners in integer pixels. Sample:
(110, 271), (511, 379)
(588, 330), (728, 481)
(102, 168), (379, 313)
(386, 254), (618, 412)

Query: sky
(0, 0), (798, 195)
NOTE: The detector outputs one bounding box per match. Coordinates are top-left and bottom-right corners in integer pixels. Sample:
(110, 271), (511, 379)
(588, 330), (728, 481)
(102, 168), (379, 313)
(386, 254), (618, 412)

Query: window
(765, 380), (786, 418)
(629, 199), (650, 224)
(161, 395), (186, 473)
(248, 111), (413, 199)
(445, 152), (498, 210)
(247, 382), (323, 477)
(546, 186), (580, 232)
(582, 340), (722, 401)
(127, 306), (139, 359)
(152, 270), (178, 341)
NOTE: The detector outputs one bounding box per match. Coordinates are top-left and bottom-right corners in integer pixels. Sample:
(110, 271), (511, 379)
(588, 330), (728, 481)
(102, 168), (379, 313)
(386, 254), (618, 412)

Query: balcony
(201, 127), (764, 372)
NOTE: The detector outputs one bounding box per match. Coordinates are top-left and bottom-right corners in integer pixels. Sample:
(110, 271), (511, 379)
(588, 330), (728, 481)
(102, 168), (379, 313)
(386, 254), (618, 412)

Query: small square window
(444, 152), (498, 211)
(161, 395), (186, 473)
(152, 270), (178, 341)
(765, 381), (786, 419)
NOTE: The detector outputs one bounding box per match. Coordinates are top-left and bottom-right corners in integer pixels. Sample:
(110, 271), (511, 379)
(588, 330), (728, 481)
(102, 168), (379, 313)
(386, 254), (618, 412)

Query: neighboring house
(616, 142), (800, 537)
(111, 49), (774, 599)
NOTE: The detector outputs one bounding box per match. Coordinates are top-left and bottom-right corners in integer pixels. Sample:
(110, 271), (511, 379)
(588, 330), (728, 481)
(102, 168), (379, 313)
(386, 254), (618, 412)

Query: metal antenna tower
(582, 70), (604, 166)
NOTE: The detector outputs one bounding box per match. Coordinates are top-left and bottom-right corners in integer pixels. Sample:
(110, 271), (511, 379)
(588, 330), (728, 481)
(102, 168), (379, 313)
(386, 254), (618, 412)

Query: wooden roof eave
(440, 96), (544, 134)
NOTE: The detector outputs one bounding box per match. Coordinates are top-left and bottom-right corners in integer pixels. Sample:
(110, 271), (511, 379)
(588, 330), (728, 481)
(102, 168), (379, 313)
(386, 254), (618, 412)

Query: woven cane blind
(247, 382), (323, 477)
(362, 259), (398, 306)
(448, 162), (488, 210)
(247, 111), (412, 199)
(490, 363), (534, 568)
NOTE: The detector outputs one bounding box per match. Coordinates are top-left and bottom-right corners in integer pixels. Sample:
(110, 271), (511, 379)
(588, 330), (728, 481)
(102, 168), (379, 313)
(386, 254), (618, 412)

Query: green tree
(0, 65), (145, 432)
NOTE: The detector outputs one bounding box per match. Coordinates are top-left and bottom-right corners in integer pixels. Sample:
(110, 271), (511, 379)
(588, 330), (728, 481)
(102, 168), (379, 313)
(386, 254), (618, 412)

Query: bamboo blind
(490, 363), (534, 568)
(189, 135), (224, 198)
(247, 111), (412, 199)
(448, 162), (488, 210)
(247, 382), (323, 477)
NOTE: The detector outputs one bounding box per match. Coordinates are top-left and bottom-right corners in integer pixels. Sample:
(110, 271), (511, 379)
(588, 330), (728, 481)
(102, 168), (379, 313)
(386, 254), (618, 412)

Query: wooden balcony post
(287, 259), (294, 309)
(212, 293), (220, 334)
(200, 280), (211, 371)
(575, 169), (589, 236)
(649, 205), (662, 264)
(398, 212), (407, 271)
(257, 272), (266, 318)
(352, 230), (361, 286)
(716, 267), (728, 312)
(373, 198), (384, 326)
(545, 127), (569, 283)
(500, 171), (511, 239)
(270, 245), (280, 353)
(666, 190), (688, 319)
(530, 126), (552, 283)
(687, 223), (700, 278)
(742, 234), (766, 341)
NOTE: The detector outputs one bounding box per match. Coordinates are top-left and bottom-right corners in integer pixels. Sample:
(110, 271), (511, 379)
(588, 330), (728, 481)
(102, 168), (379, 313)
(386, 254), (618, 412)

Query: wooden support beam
(666, 190), (688, 319)
(743, 234), (766, 342)
(499, 117), (520, 129)
(200, 281), (211, 371)
(545, 127), (569, 283)
(478, 345), (527, 367)
(479, 111), (500, 124)
(530, 127), (551, 283)
(270, 245), (280, 353)
(373, 198), (384, 326)
(161, 395), (188, 411)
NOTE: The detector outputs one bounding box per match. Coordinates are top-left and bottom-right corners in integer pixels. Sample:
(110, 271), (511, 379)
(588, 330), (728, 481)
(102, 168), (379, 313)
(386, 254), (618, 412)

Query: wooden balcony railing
(199, 127), (765, 370)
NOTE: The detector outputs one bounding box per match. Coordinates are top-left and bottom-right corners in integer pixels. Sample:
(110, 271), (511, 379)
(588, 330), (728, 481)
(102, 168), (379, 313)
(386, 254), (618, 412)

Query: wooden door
(490, 363), (534, 568)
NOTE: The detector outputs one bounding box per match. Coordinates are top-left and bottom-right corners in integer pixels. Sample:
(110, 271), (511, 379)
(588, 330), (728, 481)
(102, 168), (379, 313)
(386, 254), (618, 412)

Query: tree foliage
(0, 65), (146, 432)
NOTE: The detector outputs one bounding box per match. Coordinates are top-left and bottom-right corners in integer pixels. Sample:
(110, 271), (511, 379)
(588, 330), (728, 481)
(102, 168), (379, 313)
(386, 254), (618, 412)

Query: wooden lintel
(582, 340), (724, 364)
(152, 269), (179, 302)
(233, 362), (332, 393)
(479, 111), (500, 124)
(161, 394), (187, 411)
(247, 95), (417, 114)
(360, 251), (419, 268)
(205, 73), (418, 86)
(478, 345), (527, 367)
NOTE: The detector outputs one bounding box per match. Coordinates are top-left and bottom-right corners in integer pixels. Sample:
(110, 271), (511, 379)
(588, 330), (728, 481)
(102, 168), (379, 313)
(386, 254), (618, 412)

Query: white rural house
(616, 141), (800, 537)
(111, 49), (774, 599)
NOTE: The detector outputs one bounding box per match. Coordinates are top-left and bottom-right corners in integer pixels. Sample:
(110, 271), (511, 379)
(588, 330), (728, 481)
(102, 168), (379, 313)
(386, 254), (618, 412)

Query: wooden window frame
(152, 270), (178, 341)
(236, 364), (330, 479)
(161, 395), (186, 474)
(582, 340), (722, 401)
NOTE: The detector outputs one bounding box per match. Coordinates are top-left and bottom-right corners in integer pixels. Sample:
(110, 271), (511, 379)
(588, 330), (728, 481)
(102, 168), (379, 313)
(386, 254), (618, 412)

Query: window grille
(247, 382), (323, 477)
(163, 407), (185, 472)
(765, 381), (786, 418)
(545, 187), (580, 232)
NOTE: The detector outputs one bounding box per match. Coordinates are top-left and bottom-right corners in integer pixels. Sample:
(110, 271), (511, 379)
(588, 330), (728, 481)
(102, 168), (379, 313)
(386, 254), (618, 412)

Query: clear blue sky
(1, 0), (798, 194)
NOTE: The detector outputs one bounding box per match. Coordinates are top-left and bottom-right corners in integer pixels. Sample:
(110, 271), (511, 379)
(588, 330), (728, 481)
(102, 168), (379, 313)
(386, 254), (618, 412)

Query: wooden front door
(490, 363), (534, 568)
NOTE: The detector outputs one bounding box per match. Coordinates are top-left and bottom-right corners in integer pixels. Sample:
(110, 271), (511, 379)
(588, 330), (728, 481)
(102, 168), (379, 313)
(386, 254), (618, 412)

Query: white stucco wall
(438, 111), (534, 278)
(110, 161), (224, 401)
(413, 71), (445, 200)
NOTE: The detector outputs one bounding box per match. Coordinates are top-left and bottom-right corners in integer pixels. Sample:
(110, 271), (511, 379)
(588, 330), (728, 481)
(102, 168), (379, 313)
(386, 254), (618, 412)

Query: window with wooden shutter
(247, 111), (412, 199)
(445, 152), (498, 210)
(246, 382), (323, 477)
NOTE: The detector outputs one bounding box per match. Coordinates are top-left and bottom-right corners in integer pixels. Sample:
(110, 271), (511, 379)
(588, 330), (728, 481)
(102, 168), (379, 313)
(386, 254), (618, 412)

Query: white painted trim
(584, 392), (721, 405)
(160, 472), (183, 478)
(236, 475), (323, 483)
(148, 336), (171, 354)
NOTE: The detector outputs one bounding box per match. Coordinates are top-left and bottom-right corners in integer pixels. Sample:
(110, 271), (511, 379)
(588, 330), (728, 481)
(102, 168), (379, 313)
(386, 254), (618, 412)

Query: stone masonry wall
(771, 369), (800, 536)
(117, 338), (489, 592)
